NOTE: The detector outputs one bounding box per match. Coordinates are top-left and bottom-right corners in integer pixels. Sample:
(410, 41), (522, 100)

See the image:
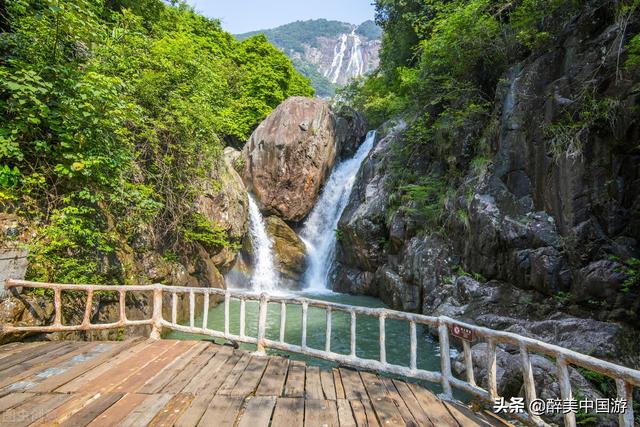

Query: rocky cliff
(335, 2), (640, 371)
(296, 29), (380, 86)
(237, 20), (381, 96)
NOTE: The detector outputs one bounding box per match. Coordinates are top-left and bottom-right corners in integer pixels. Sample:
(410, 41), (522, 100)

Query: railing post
(149, 284), (163, 340)
(256, 293), (268, 355)
(350, 310), (356, 358)
(202, 292), (209, 329)
(119, 289), (126, 323)
(53, 287), (62, 327)
(224, 291), (230, 336)
(81, 289), (93, 328)
(325, 307), (332, 353)
(189, 290), (195, 328)
(301, 301), (308, 349)
(279, 301), (286, 342)
(438, 319), (452, 398)
(240, 298), (246, 338)
(616, 379), (634, 427)
(462, 340), (475, 387)
(556, 356), (576, 427)
(379, 315), (386, 364)
(486, 338), (498, 400)
(409, 321), (417, 370)
(519, 343), (541, 423)
(171, 292), (177, 325)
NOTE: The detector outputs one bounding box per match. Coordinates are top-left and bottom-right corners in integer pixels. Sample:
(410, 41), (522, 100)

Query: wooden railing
(2, 279), (639, 427)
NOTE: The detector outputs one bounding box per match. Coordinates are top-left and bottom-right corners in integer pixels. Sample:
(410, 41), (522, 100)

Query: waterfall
(329, 33), (348, 84)
(247, 194), (278, 292)
(300, 131), (376, 291)
(345, 30), (363, 78)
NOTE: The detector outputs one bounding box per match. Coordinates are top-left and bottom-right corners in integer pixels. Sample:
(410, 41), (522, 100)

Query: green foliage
(1, 0), (313, 285)
(544, 92), (622, 161)
(236, 19), (352, 54)
(337, 74), (405, 128)
(454, 266), (486, 282)
(576, 367), (615, 398)
(627, 33), (640, 67)
(573, 390), (600, 425)
(511, 0), (580, 51)
(180, 212), (240, 252)
(27, 206), (120, 284)
(554, 291), (571, 304)
(398, 175), (446, 226)
(355, 20), (383, 40)
(292, 58), (337, 98)
(614, 257), (640, 293)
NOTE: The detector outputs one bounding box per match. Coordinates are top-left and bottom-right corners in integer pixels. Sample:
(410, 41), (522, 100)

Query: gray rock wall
(0, 247), (28, 298)
(333, 2), (640, 366)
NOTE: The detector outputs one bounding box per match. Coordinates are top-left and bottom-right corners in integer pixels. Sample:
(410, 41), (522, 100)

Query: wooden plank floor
(0, 340), (511, 426)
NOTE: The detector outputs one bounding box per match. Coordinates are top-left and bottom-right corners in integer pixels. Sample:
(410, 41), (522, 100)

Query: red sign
(450, 323), (474, 342)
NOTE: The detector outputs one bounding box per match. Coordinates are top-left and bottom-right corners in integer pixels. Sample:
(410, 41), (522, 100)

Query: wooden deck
(0, 339), (509, 426)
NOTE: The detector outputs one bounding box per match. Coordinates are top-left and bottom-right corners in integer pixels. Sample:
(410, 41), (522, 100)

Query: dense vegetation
(339, 0), (640, 230)
(236, 19), (353, 54)
(290, 57), (338, 98)
(355, 20), (383, 39)
(0, 0), (314, 285)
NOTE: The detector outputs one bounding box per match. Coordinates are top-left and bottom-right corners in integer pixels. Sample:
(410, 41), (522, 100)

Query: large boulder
(196, 147), (249, 272)
(242, 97), (339, 221)
(265, 216), (307, 288)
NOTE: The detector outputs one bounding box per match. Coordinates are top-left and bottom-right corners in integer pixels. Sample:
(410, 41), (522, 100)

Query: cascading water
(345, 30), (363, 77)
(300, 130), (376, 291)
(328, 33), (348, 84)
(247, 194), (278, 292)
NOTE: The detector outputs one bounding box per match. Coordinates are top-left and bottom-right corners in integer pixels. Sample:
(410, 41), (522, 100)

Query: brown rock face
(265, 216), (307, 288)
(197, 147), (249, 272)
(242, 97), (338, 222)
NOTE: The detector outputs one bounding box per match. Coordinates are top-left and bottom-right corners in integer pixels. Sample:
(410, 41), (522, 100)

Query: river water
(167, 290), (450, 395)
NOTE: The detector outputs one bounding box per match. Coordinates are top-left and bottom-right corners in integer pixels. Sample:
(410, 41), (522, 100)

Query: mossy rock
(265, 216), (307, 284)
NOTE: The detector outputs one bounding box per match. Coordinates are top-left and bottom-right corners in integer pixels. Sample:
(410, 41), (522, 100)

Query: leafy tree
(0, 0), (314, 284)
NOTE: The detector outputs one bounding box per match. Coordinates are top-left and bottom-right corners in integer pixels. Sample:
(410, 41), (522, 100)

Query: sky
(185, 1), (377, 34)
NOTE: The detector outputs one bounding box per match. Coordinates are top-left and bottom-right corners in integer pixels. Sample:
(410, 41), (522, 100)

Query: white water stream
(300, 130), (376, 291)
(328, 33), (348, 83)
(325, 30), (367, 84)
(247, 194), (278, 292)
(242, 131), (375, 293)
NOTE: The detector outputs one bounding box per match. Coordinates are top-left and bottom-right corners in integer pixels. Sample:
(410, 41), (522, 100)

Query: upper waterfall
(300, 130), (376, 291)
(324, 30), (370, 85)
(247, 194), (279, 292)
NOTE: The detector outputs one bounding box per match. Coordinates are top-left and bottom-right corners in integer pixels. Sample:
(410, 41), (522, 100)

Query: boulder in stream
(265, 216), (307, 289)
(242, 96), (366, 222)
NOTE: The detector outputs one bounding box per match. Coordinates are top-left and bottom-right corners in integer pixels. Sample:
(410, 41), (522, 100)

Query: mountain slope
(237, 19), (381, 97)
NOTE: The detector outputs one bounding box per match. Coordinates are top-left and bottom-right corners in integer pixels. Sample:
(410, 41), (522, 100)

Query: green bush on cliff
(0, 0), (314, 284)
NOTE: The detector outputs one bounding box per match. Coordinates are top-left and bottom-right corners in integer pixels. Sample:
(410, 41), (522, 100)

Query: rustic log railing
(2, 279), (639, 427)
